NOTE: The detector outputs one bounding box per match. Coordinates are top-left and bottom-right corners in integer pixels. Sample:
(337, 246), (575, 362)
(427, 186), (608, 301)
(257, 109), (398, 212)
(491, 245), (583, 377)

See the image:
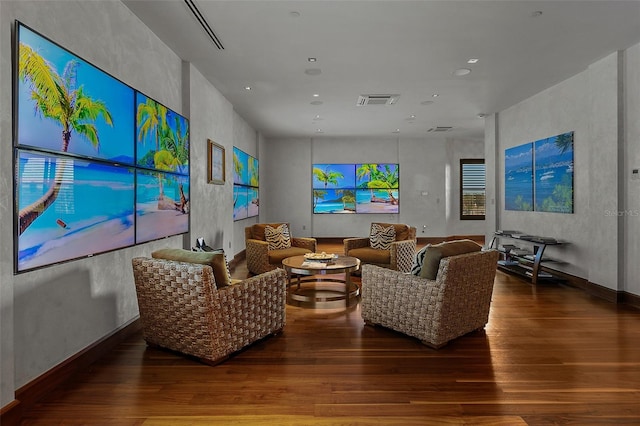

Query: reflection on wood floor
(19, 242), (640, 425)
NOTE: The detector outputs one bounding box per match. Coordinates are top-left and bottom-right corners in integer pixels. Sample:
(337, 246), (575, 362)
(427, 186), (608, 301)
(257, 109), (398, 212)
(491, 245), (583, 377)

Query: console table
(490, 231), (566, 284)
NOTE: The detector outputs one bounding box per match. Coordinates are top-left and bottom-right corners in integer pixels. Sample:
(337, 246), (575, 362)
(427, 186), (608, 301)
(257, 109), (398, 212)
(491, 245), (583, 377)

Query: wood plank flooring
(18, 243), (640, 425)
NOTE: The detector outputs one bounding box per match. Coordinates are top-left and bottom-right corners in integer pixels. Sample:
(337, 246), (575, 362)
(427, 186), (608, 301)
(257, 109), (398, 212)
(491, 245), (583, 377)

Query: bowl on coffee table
(304, 252), (337, 263)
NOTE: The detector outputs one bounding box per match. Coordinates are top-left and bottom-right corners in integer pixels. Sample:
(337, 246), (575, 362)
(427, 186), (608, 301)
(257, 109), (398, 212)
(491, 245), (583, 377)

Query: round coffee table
(282, 255), (360, 307)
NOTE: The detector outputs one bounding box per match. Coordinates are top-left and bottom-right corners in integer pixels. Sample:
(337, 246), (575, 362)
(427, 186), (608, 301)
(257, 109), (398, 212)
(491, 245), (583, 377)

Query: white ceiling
(122, 0), (640, 140)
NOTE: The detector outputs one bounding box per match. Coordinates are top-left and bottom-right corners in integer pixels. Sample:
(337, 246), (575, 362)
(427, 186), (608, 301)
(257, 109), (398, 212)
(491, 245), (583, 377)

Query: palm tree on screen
(18, 44), (113, 234)
(233, 152), (243, 183)
(313, 166), (343, 189)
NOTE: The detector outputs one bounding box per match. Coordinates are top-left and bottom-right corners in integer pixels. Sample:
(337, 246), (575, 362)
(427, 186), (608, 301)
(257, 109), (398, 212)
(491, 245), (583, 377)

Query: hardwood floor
(19, 243), (640, 425)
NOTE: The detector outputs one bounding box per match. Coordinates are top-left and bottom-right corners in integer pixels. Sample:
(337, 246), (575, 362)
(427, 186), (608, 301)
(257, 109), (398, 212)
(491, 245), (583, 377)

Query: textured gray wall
(186, 63), (235, 254)
(232, 111), (260, 253)
(0, 0), (185, 405)
(261, 135), (484, 238)
(625, 44), (640, 295)
(495, 51), (634, 290)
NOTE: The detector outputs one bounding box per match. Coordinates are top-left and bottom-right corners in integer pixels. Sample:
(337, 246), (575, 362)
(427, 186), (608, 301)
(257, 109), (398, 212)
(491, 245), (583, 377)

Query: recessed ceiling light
(420, 100), (434, 105)
(477, 113), (486, 118)
(432, 94), (439, 98)
(244, 86), (252, 91)
(467, 58), (479, 64)
(316, 128), (323, 133)
(308, 57), (317, 62)
(531, 10), (543, 17)
(392, 129), (401, 134)
(312, 93), (320, 97)
(453, 68), (471, 76)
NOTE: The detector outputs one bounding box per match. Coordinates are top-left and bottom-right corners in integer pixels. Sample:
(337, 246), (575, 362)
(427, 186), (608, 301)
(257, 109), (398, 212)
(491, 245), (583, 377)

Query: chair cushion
(265, 224), (292, 250)
(369, 223), (396, 250)
(151, 248), (231, 289)
(411, 244), (430, 276)
(268, 247), (312, 264)
(419, 239), (482, 280)
(348, 247), (391, 264)
(251, 223), (287, 241)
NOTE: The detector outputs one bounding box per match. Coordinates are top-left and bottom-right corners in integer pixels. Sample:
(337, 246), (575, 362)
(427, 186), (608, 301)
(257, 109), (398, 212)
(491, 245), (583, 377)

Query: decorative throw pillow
(419, 239), (482, 280)
(369, 223), (396, 250)
(151, 248), (232, 289)
(411, 244), (430, 276)
(265, 224), (291, 250)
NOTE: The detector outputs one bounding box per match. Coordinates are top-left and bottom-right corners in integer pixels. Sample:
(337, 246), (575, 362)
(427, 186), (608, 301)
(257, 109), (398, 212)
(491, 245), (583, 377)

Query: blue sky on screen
(312, 164), (356, 189)
(17, 25), (134, 164)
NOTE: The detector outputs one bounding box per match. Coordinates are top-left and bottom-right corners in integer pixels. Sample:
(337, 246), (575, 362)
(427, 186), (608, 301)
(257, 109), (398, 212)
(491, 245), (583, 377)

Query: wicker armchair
(245, 223), (317, 275)
(344, 223), (416, 273)
(361, 249), (499, 348)
(131, 257), (287, 365)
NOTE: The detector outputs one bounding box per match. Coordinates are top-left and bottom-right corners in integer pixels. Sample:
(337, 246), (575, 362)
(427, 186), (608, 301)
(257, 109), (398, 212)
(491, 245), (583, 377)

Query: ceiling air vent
(357, 94), (399, 106)
(184, 0), (224, 49)
(427, 126), (453, 132)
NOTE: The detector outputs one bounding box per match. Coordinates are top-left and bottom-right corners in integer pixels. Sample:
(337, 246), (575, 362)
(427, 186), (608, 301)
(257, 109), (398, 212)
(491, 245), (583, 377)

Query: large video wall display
(312, 163), (399, 214)
(13, 21), (190, 273)
(233, 147), (259, 221)
(505, 131), (574, 213)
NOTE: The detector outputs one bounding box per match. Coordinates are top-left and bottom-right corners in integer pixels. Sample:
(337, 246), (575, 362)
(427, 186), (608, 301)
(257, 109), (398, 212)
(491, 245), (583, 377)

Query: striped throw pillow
(411, 244), (430, 276)
(265, 224), (292, 250)
(369, 223), (396, 250)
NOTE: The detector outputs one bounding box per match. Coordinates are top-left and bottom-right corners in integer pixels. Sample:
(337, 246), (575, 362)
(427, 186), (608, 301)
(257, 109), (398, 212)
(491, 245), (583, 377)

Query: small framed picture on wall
(207, 139), (225, 184)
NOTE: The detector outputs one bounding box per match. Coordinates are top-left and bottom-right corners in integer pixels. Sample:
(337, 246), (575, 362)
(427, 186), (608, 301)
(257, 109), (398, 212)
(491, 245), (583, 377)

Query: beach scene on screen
(248, 187), (259, 217)
(313, 189), (356, 213)
(233, 185), (248, 220)
(17, 151), (135, 271)
(355, 164), (399, 213)
(135, 171), (189, 243)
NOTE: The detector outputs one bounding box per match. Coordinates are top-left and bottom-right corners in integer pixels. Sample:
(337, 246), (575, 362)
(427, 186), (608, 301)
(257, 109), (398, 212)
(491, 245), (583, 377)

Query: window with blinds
(460, 159), (486, 220)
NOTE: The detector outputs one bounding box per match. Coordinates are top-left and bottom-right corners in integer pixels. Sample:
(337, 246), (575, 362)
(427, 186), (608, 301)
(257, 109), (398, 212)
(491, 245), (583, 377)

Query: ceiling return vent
(357, 94), (399, 106)
(184, 0), (224, 49)
(427, 126), (454, 132)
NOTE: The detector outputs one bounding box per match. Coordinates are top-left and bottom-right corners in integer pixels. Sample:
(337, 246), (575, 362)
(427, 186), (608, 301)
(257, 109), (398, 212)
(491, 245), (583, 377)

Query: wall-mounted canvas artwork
(534, 132), (574, 213)
(504, 131), (574, 214)
(505, 143), (534, 211)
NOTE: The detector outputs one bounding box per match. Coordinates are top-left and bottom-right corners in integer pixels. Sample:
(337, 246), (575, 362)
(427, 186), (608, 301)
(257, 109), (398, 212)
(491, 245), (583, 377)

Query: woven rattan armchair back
(361, 250), (499, 348)
(132, 257), (287, 365)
